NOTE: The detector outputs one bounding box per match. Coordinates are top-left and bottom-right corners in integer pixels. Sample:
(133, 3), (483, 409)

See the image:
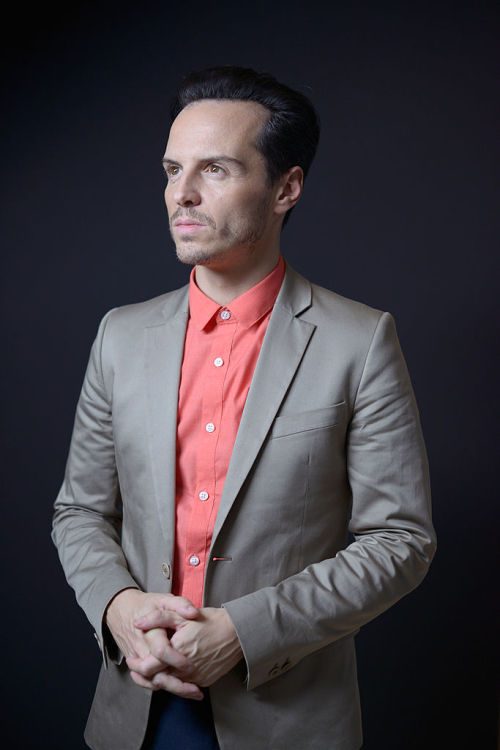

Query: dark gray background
(2, 1), (498, 748)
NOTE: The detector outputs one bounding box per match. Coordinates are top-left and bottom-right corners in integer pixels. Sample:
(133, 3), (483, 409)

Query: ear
(273, 166), (304, 217)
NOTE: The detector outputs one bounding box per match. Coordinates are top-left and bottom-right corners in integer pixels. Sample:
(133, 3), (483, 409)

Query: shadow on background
(2, 1), (498, 748)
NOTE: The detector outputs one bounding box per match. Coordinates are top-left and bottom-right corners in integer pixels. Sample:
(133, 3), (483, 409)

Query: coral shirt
(172, 255), (285, 608)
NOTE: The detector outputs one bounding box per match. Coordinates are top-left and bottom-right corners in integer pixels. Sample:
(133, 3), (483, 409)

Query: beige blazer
(52, 263), (436, 750)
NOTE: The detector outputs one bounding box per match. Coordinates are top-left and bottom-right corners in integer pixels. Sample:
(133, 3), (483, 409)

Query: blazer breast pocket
(269, 402), (347, 439)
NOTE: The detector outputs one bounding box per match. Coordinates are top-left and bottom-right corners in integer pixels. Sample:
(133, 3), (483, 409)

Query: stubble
(171, 190), (273, 268)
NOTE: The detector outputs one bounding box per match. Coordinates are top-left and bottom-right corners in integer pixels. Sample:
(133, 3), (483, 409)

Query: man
(52, 67), (436, 750)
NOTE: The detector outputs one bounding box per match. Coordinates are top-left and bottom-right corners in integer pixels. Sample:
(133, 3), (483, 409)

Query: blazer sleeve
(223, 312), (436, 690)
(51, 310), (140, 667)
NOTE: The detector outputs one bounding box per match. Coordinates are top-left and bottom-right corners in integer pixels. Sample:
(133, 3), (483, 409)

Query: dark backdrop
(2, 1), (498, 748)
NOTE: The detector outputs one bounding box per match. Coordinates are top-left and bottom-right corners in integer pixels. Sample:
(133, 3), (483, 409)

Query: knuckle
(152, 675), (165, 690)
(151, 645), (165, 661)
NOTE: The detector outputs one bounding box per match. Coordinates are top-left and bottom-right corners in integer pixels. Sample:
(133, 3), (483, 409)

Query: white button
(205, 422), (215, 433)
(198, 491), (209, 501)
(220, 310), (231, 320)
(213, 357), (224, 367)
(189, 555), (200, 566)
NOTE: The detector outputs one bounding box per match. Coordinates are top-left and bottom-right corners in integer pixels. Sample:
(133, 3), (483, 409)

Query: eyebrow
(162, 155), (246, 169)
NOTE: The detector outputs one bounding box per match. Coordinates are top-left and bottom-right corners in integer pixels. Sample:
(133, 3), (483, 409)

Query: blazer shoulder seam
(351, 310), (388, 407)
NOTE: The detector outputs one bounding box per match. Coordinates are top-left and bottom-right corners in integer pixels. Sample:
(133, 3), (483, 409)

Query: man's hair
(170, 66), (320, 224)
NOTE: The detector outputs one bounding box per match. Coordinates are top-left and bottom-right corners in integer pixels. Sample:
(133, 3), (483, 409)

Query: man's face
(163, 99), (276, 268)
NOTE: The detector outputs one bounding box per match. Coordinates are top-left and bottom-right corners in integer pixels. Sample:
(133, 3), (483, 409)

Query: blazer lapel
(144, 288), (189, 548)
(211, 266), (316, 547)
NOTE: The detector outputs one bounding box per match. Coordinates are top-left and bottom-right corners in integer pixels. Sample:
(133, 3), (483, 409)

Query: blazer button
(268, 663), (280, 677)
(161, 563), (171, 580)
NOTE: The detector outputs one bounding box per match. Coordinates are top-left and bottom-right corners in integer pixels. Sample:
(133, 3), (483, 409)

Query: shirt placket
(182, 308), (237, 602)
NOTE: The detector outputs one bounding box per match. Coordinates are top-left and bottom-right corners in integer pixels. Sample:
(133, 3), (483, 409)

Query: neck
(194, 245), (281, 306)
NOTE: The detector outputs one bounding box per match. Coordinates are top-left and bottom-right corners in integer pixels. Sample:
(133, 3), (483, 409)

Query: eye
(164, 164), (181, 179)
(207, 163), (225, 175)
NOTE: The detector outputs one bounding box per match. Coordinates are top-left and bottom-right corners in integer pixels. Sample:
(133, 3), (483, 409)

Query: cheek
(227, 190), (267, 222)
(220, 210), (253, 238)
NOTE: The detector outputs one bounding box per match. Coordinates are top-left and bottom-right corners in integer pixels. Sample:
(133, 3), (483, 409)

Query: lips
(174, 219), (205, 227)
(174, 220), (207, 235)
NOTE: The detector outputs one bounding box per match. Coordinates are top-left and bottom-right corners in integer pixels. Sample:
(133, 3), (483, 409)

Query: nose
(173, 172), (201, 207)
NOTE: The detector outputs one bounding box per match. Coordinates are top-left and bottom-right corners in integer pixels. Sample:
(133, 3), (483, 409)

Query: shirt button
(205, 422), (215, 433)
(220, 310), (231, 320)
(198, 491), (209, 501)
(213, 357), (224, 367)
(189, 555), (200, 566)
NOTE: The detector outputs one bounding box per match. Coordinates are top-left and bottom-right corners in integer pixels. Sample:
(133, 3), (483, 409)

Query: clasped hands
(105, 589), (242, 700)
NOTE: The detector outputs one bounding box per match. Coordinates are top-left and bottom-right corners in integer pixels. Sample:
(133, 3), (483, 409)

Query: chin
(175, 242), (231, 267)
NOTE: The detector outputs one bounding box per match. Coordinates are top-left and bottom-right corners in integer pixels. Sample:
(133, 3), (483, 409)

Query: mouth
(176, 225), (206, 235)
(174, 220), (207, 234)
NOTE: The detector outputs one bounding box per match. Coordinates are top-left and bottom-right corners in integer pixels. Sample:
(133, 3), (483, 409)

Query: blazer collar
(145, 259), (312, 328)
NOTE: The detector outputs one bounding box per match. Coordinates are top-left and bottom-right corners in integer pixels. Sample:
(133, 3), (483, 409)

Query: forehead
(166, 99), (269, 160)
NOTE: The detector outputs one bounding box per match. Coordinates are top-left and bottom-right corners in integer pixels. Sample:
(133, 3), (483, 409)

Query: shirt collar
(188, 254), (286, 331)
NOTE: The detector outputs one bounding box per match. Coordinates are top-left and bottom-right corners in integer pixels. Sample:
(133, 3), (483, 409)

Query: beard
(171, 191), (273, 268)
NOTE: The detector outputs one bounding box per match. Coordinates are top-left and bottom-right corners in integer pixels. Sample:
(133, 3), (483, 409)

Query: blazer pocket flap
(270, 402), (347, 439)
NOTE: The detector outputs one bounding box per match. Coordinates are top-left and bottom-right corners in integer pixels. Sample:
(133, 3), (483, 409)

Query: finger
(134, 609), (193, 631)
(143, 627), (170, 651)
(151, 671), (204, 700)
(144, 630), (194, 672)
(129, 627), (167, 659)
(129, 670), (160, 691)
(128, 646), (193, 676)
(161, 594), (198, 616)
(135, 595), (198, 627)
(130, 669), (204, 700)
(127, 653), (168, 679)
